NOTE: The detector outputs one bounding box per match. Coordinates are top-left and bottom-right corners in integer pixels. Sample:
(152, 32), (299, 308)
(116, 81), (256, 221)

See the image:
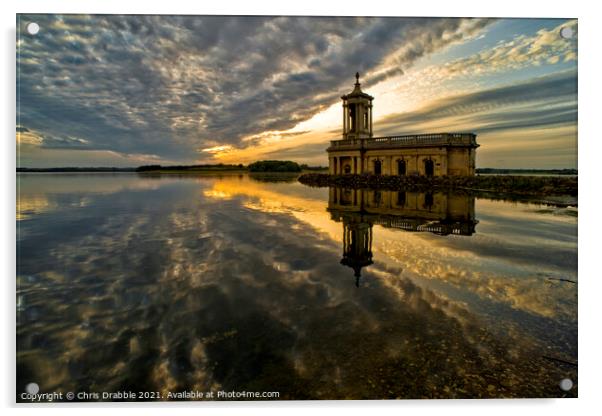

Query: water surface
(16, 173), (577, 400)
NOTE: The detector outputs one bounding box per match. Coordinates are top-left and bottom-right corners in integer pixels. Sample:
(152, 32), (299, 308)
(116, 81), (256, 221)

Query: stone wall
(328, 146), (476, 177)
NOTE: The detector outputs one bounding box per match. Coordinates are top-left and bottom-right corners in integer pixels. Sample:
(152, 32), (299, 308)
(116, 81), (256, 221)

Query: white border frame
(3, 1), (600, 415)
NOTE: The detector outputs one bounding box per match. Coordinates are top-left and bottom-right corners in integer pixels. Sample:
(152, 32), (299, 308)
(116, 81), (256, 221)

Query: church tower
(340, 217), (374, 287)
(328, 72), (477, 176)
(341, 73), (374, 140)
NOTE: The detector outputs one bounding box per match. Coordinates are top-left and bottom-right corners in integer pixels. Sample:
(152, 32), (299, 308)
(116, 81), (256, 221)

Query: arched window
(397, 191), (406, 206)
(397, 159), (406, 176)
(424, 159), (434, 177)
(373, 191), (382, 206)
(341, 188), (353, 205)
(424, 192), (434, 209)
(374, 160), (382, 175)
(349, 104), (356, 132)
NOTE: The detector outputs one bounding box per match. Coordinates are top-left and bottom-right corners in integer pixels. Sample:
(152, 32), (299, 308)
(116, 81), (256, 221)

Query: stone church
(327, 73), (479, 177)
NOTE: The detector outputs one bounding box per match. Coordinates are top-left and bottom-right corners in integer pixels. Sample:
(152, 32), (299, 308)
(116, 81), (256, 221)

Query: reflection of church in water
(328, 188), (478, 286)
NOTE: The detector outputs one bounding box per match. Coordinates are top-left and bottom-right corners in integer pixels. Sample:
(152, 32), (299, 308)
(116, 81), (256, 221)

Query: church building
(327, 73), (479, 177)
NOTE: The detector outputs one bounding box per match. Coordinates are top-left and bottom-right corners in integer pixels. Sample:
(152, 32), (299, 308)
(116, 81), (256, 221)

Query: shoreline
(298, 173), (578, 206)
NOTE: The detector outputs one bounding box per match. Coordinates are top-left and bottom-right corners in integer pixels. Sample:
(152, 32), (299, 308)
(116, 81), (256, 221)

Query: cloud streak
(17, 15), (492, 164)
(376, 70), (577, 135)
(436, 19), (577, 78)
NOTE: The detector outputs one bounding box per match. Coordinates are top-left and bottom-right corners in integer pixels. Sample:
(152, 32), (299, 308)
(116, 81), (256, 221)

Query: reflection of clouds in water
(202, 189), (233, 200)
(210, 178), (576, 322)
(209, 179), (577, 365)
(17, 193), (96, 221)
(17, 194), (56, 221)
(376, 231), (576, 320)
(17, 175), (577, 399)
(18, 173), (171, 194)
(17, 174), (179, 221)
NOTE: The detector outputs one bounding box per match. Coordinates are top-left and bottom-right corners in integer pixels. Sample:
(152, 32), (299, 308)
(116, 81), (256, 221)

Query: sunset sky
(17, 15), (577, 168)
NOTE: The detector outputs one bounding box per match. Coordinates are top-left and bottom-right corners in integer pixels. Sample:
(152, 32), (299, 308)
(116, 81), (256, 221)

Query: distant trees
(133, 161), (322, 173)
(135, 164), (245, 172)
(17, 167), (136, 172)
(136, 165), (163, 172)
(247, 160), (302, 172)
(300, 164), (329, 171)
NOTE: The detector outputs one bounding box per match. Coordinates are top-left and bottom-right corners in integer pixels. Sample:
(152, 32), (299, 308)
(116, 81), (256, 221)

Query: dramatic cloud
(434, 19), (577, 78)
(371, 70), (577, 168)
(17, 15), (492, 164)
(376, 70), (577, 135)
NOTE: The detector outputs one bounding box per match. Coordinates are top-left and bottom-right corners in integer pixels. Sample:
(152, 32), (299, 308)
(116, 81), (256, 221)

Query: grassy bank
(298, 173), (577, 198)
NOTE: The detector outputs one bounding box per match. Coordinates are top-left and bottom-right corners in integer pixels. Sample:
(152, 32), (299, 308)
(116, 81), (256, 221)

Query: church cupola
(341, 72), (374, 139)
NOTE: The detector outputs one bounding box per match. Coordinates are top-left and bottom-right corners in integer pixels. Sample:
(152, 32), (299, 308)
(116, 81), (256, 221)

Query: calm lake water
(16, 173), (578, 400)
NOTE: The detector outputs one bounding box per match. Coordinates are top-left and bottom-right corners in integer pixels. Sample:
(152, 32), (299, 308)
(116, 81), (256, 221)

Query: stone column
(369, 103), (372, 137)
(361, 104), (366, 133)
(343, 104), (348, 136)
(441, 151), (448, 176)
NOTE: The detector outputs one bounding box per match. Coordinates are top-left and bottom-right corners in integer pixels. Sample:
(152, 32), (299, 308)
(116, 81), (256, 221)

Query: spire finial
(355, 72), (360, 85)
